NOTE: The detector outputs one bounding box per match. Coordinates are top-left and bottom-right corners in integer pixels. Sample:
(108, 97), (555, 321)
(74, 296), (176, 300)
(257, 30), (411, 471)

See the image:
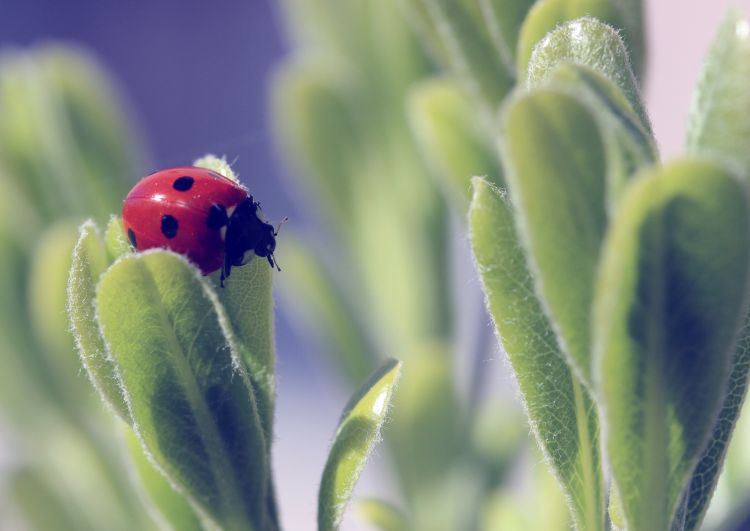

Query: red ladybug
(122, 166), (281, 286)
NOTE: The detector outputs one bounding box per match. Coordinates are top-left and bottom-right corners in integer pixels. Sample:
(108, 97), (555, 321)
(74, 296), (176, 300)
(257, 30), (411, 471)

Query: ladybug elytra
(122, 166), (281, 286)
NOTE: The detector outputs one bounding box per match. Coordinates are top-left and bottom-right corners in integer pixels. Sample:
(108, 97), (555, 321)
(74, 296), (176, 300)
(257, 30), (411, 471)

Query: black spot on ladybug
(206, 204), (228, 230)
(173, 176), (194, 191)
(127, 228), (137, 248)
(161, 215), (179, 239)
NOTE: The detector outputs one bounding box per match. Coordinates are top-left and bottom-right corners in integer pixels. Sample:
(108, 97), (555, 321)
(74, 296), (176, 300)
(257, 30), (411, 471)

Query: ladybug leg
(268, 253), (281, 272)
(220, 255), (232, 288)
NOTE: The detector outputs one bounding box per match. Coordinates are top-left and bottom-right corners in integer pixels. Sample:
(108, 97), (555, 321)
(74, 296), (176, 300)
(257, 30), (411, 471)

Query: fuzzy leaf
(318, 358), (402, 531)
(104, 215), (131, 262)
(517, 0), (644, 80)
(469, 178), (603, 531)
(526, 17), (649, 132)
(124, 428), (204, 531)
(68, 220), (129, 419)
(677, 319), (750, 530)
(96, 251), (271, 531)
(594, 159), (750, 531)
(686, 12), (750, 177)
(417, 0), (514, 108)
(541, 63), (655, 207)
(500, 87), (606, 386)
(215, 258), (275, 442)
(408, 77), (501, 209)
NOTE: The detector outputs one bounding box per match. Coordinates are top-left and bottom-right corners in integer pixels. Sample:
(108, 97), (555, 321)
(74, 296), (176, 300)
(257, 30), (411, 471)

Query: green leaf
(68, 220), (129, 420)
(124, 427), (204, 531)
(479, 0), (537, 72)
(526, 17), (650, 132)
(594, 159), (750, 531)
(0, 45), (137, 223)
(271, 62), (359, 228)
(408, 77), (501, 210)
(214, 254), (281, 530)
(96, 251), (271, 531)
(104, 215), (131, 262)
(10, 467), (92, 531)
(541, 63), (656, 207)
(500, 87), (606, 386)
(214, 257), (275, 439)
(276, 234), (374, 383)
(390, 345), (462, 493)
(318, 357), (402, 531)
(357, 498), (409, 531)
(686, 12), (750, 177)
(469, 178), (603, 531)
(193, 154), (240, 183)
(517, 0), (644, 81)
(29, 222), (80, 364)
(417, 0), (514, 108)
(677, 318), (750, 530)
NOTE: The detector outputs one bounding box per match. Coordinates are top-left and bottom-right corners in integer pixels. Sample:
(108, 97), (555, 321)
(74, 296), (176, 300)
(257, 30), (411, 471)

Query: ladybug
(122, 166), (282, 286)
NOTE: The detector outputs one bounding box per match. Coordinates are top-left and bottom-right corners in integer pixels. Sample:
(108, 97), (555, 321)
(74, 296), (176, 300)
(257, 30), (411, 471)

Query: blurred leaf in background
(0, 44), (153, 530)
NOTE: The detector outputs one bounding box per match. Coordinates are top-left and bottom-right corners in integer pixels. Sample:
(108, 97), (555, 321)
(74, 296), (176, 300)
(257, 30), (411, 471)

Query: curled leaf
(318, 358), (402, 531)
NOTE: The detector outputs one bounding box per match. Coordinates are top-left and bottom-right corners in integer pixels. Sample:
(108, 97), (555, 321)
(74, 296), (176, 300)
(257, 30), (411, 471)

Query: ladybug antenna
(268, 253), (281, 272)
(274, 216), (289, 237)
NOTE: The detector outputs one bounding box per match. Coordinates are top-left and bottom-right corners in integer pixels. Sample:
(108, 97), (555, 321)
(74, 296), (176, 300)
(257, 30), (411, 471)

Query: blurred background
(0, 1), (749, 530)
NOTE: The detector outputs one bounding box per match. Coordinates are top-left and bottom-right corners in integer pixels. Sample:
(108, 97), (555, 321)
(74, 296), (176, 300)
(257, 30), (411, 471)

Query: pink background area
(646, 1), (750, 157)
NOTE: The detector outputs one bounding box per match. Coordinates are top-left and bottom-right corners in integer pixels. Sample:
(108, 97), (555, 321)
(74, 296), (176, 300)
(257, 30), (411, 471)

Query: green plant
(273, 1), (750, 530)
(5, 2), (750, 531)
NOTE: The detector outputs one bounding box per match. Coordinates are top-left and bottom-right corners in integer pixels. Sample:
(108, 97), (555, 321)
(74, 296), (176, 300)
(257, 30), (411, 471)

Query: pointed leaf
(594, 159), (750, 531)
(318, 358), (402, 531)
(96, 251), (271, 531)
(500, 87), (606, 386)
(408, 77), (501, 210)
(469, 178), (604, 531)
(68, 220), (129, 419)
(526, 17), (650, 132)
(686, 12), (750, 177)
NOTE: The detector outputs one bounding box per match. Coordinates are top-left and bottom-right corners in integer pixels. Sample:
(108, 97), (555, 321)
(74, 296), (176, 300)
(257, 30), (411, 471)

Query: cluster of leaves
(68, 159), (402, 531)
(274, 0), (750, 530)
(0, 45), (155, 531)
(0, 45), (402, 531)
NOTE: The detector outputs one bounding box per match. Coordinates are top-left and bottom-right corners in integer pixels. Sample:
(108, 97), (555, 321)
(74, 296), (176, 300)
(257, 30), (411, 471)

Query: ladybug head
(221, 197), (283, 286)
